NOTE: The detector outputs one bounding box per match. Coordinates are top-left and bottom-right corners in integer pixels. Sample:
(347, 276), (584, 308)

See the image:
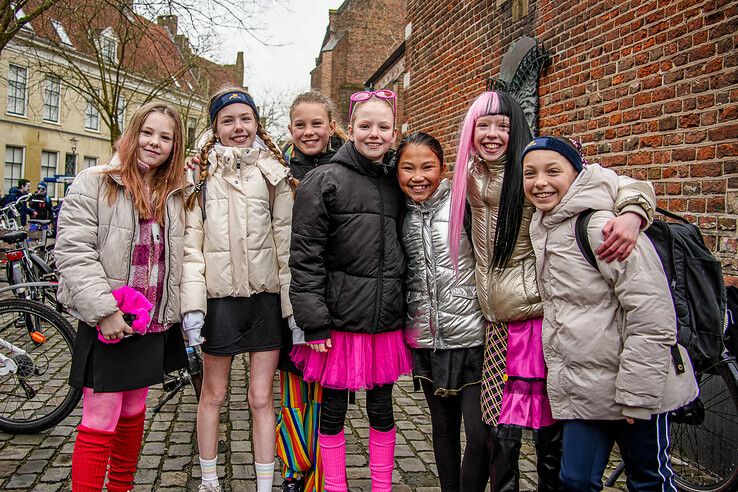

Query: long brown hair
(186, 85), (297, 211)
(105, 101), (184, 224)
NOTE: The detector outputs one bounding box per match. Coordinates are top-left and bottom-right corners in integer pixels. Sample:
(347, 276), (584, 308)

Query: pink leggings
(81, 387), (149, 432)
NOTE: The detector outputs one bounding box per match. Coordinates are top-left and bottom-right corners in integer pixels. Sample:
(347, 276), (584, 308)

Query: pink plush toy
(97, 286), (153, 344)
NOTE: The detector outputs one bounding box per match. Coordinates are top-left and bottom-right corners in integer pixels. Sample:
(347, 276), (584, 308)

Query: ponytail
(186, 133), (216, 211)
(257, 124), (299, 191)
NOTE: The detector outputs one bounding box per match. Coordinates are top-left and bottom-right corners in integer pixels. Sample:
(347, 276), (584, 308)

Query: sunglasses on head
(349, 89), (396, 118)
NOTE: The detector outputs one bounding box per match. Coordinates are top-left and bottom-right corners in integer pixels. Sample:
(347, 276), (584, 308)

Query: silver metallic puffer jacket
(403, 179), (486, 350)
(467, 157), (656, 322)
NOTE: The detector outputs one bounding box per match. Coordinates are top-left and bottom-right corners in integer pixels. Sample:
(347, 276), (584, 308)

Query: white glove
(288, 315), (306, 345)
(182, 311), (205, 346)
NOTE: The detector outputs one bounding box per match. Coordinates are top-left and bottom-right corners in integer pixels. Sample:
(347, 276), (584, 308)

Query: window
(41, 151), (59, 197)
(101, 35), (117, 64)
(85, 98), (99, 131)
(83, 156), (98, 169)
(4, 146), (24, 193)
(187, 117), (198, 148)
(7, 65), (27, 116)
(43, 77), (61, 122)
(51, 20), (72, 46)
(117, 95), (125, 130)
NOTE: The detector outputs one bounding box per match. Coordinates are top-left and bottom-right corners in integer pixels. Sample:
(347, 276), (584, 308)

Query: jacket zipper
(126, 198), (136, 284)
(160, 195), (173, 324)
(374, 178), (385, 330)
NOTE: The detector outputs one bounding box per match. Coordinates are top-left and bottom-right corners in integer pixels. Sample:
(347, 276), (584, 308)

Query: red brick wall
(405, 0), (738, 280)
(311, 0), (407, 127)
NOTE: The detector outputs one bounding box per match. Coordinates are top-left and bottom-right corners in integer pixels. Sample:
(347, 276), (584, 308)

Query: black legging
(422, 380), (489, 492)
(320, 383), (395, 435)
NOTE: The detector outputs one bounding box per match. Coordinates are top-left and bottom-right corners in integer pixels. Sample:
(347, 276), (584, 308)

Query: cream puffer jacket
(530, 164), (698, 420)
(180, 143), (293, 317)
(55, 158), (187, 326)
(467, 157), (656, 322)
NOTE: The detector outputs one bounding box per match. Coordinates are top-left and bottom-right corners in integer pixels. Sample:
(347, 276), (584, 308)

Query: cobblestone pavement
(0, 354), (628, 491)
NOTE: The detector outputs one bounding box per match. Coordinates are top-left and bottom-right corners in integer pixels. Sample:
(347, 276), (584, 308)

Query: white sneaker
(198, 484), (221, 492)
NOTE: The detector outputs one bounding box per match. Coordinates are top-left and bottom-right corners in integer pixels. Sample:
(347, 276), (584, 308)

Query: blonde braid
(186, 133), (217, 210)
(257, 125), (298, 191)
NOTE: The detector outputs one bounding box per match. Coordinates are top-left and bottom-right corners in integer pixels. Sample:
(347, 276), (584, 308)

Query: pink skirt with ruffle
(497, 318), (555, 429)
(290, 329), (412, 391)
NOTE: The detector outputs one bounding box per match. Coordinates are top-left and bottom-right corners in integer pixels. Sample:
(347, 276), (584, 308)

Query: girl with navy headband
(447, 91), (657, 491)
(523, 136), (697, 491)
(181, 85), (296, 492)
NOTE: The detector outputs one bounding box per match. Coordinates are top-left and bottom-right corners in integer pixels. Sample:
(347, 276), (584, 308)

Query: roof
(365, 41), (405, 87)
(21, 0), (240, 97)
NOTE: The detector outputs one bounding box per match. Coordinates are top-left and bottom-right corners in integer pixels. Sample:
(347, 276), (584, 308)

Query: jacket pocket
(326, 271), (345, 310)
(450, 285), (477, 299)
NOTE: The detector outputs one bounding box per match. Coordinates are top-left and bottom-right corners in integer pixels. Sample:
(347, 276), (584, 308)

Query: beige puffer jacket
(180, 143), (293, 317)
(467, 157), (656, 322)
(55, 158), (187, 326)
(529, 164), (698, 421)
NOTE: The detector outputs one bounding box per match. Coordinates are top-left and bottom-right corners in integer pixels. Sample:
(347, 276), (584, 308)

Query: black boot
(534, 422), (563, 492)
(281, 477), (304, 492)
(488, 425), (522, 492)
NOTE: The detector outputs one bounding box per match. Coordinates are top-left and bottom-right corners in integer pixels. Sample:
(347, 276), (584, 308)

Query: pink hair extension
(448, 92), (501, 272)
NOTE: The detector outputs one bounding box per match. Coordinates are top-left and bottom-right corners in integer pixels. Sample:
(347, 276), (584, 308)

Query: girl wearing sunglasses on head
(289, 89), (412, 492)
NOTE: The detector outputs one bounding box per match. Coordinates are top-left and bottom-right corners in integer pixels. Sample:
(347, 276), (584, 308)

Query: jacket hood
(542, 164), (620, 227)
(331, 141), (396, 178)
(406, 178), (451, 211)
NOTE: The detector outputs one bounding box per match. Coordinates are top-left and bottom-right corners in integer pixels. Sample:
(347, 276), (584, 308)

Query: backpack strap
(656, 206), (689, 224)
(574, 209), (598, 269)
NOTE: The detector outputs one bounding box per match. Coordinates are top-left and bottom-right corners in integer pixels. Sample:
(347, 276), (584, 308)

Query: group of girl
(56, 80), (697, 492)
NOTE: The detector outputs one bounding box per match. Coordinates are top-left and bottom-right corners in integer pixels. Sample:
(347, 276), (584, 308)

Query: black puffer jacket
(289, 142), (406, 341)
(286, 135), (345, 181)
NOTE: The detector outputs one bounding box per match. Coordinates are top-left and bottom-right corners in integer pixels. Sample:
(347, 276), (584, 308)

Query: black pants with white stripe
(560, 412), (676, 492)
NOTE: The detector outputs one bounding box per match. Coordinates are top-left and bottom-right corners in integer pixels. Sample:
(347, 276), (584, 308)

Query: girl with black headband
(524, 136), (697, 490)
(181, 86), (297, 492)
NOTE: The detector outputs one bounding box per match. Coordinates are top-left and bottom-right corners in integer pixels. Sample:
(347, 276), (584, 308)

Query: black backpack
(575, 207), (727, 372)
(725, 285), (738, 358)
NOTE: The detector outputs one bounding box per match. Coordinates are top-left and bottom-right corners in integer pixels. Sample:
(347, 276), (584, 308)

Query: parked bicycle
(605, 354), (738, 491)
(0, 297), (81, 434)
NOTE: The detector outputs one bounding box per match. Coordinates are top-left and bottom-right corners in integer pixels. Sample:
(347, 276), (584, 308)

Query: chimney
(156, 15), (178, 37)
(234, 51), (244, 86)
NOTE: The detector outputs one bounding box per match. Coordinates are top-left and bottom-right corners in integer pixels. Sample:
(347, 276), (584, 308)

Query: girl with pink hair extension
(447, 91), (657, 491)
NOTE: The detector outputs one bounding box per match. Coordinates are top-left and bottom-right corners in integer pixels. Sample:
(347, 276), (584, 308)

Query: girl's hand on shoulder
(98, 310), (134, 341)
(596, 212), (643, 262)
(308, 338), (332, 353)
(185, 155), (201, 172)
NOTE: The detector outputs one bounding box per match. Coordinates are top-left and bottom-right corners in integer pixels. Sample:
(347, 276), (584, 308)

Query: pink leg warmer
(369, 427), (396, 492)
(319, 431), (348, 492)
(72, 425), (115, 491)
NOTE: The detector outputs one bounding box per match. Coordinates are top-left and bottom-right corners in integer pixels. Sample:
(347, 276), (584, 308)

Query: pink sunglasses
(349, 89), (397, 118)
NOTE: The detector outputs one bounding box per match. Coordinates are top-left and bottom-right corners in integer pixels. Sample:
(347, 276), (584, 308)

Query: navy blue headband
(521, 137), (584, 172)
(209, 91), (259, 125)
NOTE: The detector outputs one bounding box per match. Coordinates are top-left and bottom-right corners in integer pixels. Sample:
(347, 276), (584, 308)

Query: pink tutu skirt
(498, 318), (555, 429)
(291, 329), (412, 391)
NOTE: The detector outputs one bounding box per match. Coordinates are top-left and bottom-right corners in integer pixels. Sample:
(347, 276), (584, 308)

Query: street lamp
(66, 137), (79, 176)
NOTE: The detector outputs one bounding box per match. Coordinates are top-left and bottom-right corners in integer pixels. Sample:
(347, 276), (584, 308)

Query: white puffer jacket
(529, 164), (698, 421)
(180, 142), (293, 317)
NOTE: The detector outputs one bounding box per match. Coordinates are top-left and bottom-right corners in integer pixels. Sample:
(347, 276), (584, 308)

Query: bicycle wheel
(0, 298), (81, 433)
(670, 357), (738, 492)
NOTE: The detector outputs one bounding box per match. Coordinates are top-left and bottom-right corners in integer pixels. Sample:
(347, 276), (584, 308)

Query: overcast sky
(211, 1), (345, 97)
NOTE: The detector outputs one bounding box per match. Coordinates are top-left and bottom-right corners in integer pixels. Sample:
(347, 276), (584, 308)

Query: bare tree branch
(0, 0), (59, 53)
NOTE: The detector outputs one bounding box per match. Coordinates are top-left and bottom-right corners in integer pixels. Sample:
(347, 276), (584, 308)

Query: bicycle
(153, 345), (203, 413)
(604, 353), (738, 491)
(0, 297), (81, 434)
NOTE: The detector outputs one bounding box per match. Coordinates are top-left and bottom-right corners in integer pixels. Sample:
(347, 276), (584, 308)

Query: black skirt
(412, 346), (484, 397)
(69, 322), (187, 393)
(202, 293), (283, 356)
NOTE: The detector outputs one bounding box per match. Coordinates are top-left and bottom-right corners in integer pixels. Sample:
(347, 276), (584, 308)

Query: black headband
(209, 91), (259, 125)
(521, 137), (584, 172)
